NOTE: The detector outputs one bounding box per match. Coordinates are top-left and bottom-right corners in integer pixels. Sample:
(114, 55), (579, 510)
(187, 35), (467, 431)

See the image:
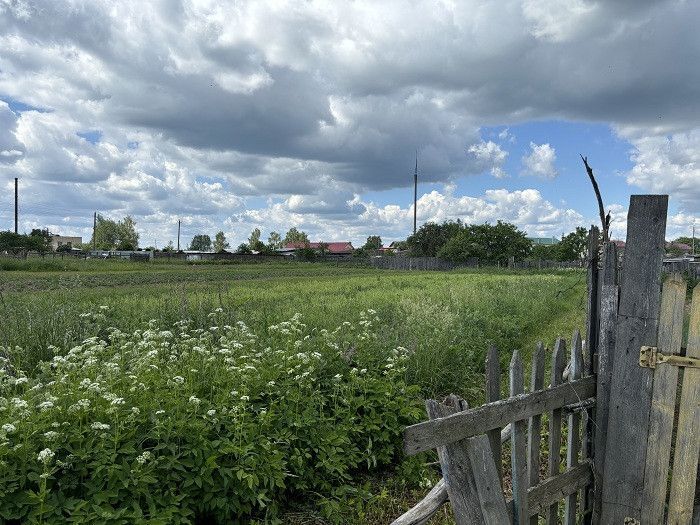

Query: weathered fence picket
(640, 275), (687, 522)
(547, 338), (566, 525)
(600, 195), (669, 523)
(510, 351), (528, 525)
(486, 345), (503, 485)
(565, 331), (583, 524)
(667, 284), (700, 522)
(527, 344), (545, 525)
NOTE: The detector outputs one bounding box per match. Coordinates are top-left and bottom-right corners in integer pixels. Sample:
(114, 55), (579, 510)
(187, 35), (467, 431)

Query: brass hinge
(639, 346), (700, 369)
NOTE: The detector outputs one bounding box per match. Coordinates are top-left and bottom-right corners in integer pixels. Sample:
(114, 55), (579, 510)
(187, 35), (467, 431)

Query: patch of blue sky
(0, 95), (50, 114)
(76, 130), (103, 144)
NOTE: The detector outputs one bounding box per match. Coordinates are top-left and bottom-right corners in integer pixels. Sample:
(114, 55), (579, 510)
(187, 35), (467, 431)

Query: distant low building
(51, 235), (82, 251)
(528, 236), (559, 246)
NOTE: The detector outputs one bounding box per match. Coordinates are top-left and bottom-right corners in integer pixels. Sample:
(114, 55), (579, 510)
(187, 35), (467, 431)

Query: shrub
(0, 310), (422, 524)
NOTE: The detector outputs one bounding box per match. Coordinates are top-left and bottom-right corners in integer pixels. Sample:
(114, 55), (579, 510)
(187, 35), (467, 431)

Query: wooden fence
(392, 195), (700, 524)
(395, 332), (595, 524)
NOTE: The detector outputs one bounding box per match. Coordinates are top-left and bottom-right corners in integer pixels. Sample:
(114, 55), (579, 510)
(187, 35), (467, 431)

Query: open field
(0, 260), (586, 523)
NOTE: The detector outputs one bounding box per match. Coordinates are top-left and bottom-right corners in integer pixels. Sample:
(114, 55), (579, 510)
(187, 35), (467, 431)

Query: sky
(0, 0), (698, 248)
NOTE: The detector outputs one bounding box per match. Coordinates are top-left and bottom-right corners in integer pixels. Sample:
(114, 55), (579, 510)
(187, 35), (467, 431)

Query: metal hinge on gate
(639, 346), (700, 369)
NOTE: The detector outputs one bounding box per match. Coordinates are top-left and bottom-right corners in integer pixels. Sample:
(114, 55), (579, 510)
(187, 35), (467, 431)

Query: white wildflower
(136, 451), (152, 465)
(172, 376), (185, 384)
(90, 422), (110, 431)
(37, 448), (55, 464)
(2, 423), (16, 433)
(188, 396), (200, 406)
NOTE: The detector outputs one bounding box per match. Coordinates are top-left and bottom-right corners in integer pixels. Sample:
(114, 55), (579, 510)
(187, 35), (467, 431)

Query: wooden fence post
(599, 194), (668, 523)
(592, 241), (618, 522)
(510, 350), (529, 525)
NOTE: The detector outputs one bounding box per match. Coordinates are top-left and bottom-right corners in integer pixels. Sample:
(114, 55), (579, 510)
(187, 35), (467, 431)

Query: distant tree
(162, 240), (175, 252)
(236, 243), (252, 254)
(438, 221), (530, 264)
(317, 242), (329, 256)
(29, 228), (52, 254)
(0, 231), (44, 257)
(90, 214), (139, 250)
(248, 228), (261, 247)
(530, 243), (559, 260)
(363, 235), (382, 250)
(267, 231), (283, 250)
(117, 216), (139, 250)
(283, 227), (309, 245)
(674, 236), (694, 247)
(558, 227), (588, 262)
(406, 221), (462, 257)
(189, 234), (212, 251)
(213, 231), (230, 252)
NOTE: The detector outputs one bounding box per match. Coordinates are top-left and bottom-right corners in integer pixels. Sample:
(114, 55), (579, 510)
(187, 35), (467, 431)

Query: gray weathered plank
(390, 479), (448, 525)
(592, 242), (619, 523)
(485, 345), (503, 484)
(528, 343), (545, 525)
(547, 338), (567, 525)
(583, 227), (599, 525)
(667, 284), (700, 523)
(404, 375), (596, 455)
(564, 331), (583, 525)
(640, 275), (687, 522)
(600, 194), (668, 523)
(515, 463), (593, 518)
(511, 351), (529, 525)
(426, 397), (485, 525)
(585, 226), (600, 376)
(450, 395), (510, 524)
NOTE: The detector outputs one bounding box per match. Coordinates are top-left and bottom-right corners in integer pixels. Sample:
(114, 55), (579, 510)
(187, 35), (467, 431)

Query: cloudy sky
(1, 0), (698, 248)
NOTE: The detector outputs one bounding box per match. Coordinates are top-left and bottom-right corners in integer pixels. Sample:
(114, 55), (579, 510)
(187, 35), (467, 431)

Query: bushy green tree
(283, 227), (309, 245)
(213, 231), (230, 252)
(558, 227), (588, 262)
(530, 243), (559, 260)
(267, 231), (282, 250)
(0, 231), (46, 256)
(438, 221), (530, 264)
(406, 221), (462, 256)
(90, 214), (139, 250)
(189, 234), (212, 251)
(29, 228), (52, 254)
(363, 235), (382, 250)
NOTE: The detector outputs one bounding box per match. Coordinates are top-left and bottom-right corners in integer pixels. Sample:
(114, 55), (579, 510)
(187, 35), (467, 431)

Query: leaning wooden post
(599, 195), (668, 523)
(592, 241), (618, 522)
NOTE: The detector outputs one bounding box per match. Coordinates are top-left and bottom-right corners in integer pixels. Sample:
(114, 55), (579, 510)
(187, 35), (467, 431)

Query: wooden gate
(392, 195), (700, 524)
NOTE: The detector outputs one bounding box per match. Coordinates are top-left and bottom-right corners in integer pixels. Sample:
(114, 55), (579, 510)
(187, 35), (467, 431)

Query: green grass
(1, 261), (586, 402)
(0, 260), (587, 523)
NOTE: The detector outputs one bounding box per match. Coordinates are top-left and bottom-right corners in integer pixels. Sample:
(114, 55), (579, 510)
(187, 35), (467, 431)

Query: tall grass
(1, 263), (586, 402)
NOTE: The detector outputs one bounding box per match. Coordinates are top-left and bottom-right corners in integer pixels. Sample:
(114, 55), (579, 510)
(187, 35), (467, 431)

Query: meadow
(0, 259), (586, 523)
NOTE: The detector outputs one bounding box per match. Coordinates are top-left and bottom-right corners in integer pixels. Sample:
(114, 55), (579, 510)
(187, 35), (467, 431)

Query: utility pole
(93, 212), (97, 252)
(14, 177), (18, 234)
(413, 152), (418, 235)
(693, 223), (696, 255)
(177, 219), (181, 251)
